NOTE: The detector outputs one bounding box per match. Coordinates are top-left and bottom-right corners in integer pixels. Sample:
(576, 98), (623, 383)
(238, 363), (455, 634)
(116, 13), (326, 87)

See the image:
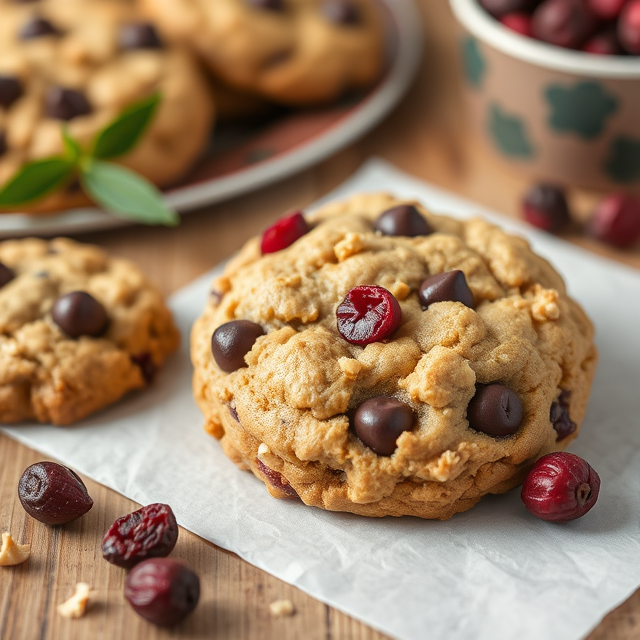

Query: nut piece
(57, 583), (92, 618)
(0, 532), (31, 566)
(269, 599), (295, 617)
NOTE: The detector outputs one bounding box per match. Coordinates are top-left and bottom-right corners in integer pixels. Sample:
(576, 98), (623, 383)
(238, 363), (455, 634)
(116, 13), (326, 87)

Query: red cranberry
(479, 0), (539, 18)
(588, 193), (640, 248)
(500, 12), (534, 36)
(125, 558), (200, 627)
(522, 183), (571, 232)
(586, 0), (628, 19)
(261, 211), (308, 254)
(521, 452), (600, 522)
(102, 503), (178, 569)
(532, 0), (597, 49)
(18, 462), (93, 525)
(582, 27), (624, 54)
(255, 459), (299, 498)
(336, 285), (402, 345)
(619, 0), (640, 54)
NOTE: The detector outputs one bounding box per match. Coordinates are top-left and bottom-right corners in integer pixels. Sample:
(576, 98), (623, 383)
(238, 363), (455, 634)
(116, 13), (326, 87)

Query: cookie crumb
(269, 599), (295, 617)
(57, 583), (92, 618)
(0, 532), (30, 566)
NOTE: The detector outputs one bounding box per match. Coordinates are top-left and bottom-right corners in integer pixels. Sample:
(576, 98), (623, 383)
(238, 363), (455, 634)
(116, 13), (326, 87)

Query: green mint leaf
(92, 93), (161, 160)
(62, 127), (82, 161)
(80, 159), (179, 226)
(0, 158), (76, 207)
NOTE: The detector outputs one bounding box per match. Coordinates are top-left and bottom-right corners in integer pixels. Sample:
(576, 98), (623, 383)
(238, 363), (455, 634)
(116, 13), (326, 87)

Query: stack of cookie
(0, 0), (386, 212)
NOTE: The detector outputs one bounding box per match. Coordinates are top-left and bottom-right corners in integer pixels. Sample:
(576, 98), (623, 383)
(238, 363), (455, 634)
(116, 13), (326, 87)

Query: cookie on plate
(191, 193), (598, 520)
(0, 0), (214, 212)
(140, 0), (386, 106)
(0, 237), (179, 425)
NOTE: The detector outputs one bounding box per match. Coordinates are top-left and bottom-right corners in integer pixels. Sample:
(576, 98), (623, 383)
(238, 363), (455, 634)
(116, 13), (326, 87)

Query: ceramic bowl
(450, 0), (640, 190)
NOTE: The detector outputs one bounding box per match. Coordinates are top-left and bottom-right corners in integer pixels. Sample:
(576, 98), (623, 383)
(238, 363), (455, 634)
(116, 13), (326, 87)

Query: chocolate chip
(0, 75), (23, 109)
(0, 131), (7, 159)
(52, 291), (109, 338)
(245, 0), (285, 10)
(0, 262), (16, 288)
(119, 22), (163, 50)
(419, 270), (474, 309)
(374, 205), (432, 237)
(131, 353), (157, 384)
(211, 320), (264, 372)
(19, 17), (60, 40)
(353, 396), (414, 456)
(550, 389), (576, 440)
(467, 384), (523, 437)
(44, 86), (92, 121)
(322, 0), (361, 25)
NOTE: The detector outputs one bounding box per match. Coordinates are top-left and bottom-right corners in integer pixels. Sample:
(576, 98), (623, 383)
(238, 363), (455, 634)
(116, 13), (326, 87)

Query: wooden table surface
(2, 2), (640, 639)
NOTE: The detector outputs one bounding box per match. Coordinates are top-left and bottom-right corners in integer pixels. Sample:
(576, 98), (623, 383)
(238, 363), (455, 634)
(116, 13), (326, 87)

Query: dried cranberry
(582, 27), (624, 54)
(619, 0), (640, 54)
(500, 12), (534, 36)
(102, 503), (178, 569)
(522, 183), (571, 232)
(550, 389), (577, 440)
(532, 0), (597, 49)
(479, 0), (539, 18)
(587, 0), (628, 19)
(261, 211), (308, 254)
(588, 193), (640, 248)
(255, 459), (299, 498)
(337, 285), (402, 345)
(125, 558), (200, 627)
(131, 353), (157, 384)
(18, 462), (93, 525)
(521, 452), (600, 522)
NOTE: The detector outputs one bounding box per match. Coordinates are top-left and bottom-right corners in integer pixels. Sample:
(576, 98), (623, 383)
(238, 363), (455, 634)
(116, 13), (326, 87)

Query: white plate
(0, 0), (424, 237)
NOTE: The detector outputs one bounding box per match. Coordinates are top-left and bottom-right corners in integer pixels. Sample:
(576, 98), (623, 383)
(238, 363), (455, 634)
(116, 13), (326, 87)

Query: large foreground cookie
(191, 194), (597, 520)
(0, 0), (214, 212)
(141, 0), (385, 106)
(0, 238), (179, 425)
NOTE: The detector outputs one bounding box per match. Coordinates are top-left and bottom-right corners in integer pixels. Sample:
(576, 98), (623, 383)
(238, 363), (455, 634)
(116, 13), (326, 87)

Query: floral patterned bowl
(450, 0), (640, 190)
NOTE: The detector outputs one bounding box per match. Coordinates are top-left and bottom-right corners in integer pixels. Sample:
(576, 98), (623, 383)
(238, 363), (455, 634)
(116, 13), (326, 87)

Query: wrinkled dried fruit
(521, 452), (600, 522)
(255, 458), (299, 498)
(588, 193), (640, 248)
(18, 462), (93, 525)
(125, 558), (200, 627)
(102, 503), (178, 569)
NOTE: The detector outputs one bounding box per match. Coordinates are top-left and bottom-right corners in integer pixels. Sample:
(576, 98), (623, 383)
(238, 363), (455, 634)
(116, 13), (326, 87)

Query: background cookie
(191, 193), (598, 520)
(141, 0), (386, 106)
(0, 0), (214, 212)
(0, 237), (179, 425)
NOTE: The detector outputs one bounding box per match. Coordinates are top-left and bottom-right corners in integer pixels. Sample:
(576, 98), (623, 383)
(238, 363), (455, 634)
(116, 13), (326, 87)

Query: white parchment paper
(4, 159), (640, 640)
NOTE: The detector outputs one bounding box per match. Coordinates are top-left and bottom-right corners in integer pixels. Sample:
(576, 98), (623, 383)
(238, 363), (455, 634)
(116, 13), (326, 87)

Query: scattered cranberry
(479, 0), (539, 18)
(521, 452), (600, 522)
(588, 193), (640, 248)
(500, 12), (534, 36)
(260, 211), (308, 254)
(582, 27), (624, 54)
(125, 558), (200, 627)
(18, 462), (93, 525)
(587, 0), (628, 20)
(336, 285), (402, 345)
(102, 503), (179, 569)
(619, 0), (640, 54)
(532, 0), (597, 49)
(255, 459), (299, 498)
(522, 183), (571, 232)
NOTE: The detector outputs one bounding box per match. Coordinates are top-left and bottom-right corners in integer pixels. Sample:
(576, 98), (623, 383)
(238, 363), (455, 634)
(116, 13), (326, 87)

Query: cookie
(191, 193), (598, 520)
(0, 0), (214, 212)
(140, 0), (386, 106)
(0, 237), (179, 425)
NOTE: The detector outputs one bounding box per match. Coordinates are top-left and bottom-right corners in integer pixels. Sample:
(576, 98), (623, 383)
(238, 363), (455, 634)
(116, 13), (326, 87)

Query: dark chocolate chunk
(353, 396), (415, 456)
(374, 205), (432, 238)
(0, 131), (7, 158)
(119, 22), (163, 50)
(0, 75), (23, 109)
(19, 17), (60, 40)
(52, 291), (109, 338)
(0, 262), (16, 288)
(245, 0), (285, 10)
(322, 0), (361, 25)
(467, 384), (523, 437)
(419, 270), (474, 309)
(44, 86), (92, 121)
(211, 320), (264, 372)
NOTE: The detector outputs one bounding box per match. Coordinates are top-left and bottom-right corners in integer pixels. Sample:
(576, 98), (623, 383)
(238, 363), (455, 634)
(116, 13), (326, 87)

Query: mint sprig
(0, 93), (179, 226)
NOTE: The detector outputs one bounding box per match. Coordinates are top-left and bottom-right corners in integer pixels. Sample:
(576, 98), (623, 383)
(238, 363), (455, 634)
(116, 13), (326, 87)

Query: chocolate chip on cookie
(52, 291), (109, 339)
(467, 384), (524, 437)
(0, 131), (7, 159)
(550, 390), (576, 440)
(374, 205), (432, 238)
(0, 75), (23, 109)
(119, 22), (163, 50)
(353, 396), (415, 456)
(44, 86), (92, 121)
(245, 0), (285, 11)
(130, 353), (157, 384)
(211, 320), (264, 372)
(0, 262), (15, 288)
(322, 0), (361, 25)
(418, 271), (475, 309)
(19, 16), (61, 39)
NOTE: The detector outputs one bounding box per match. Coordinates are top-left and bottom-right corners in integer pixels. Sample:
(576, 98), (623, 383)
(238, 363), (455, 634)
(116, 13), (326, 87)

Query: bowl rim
(450, 0), (640, 78)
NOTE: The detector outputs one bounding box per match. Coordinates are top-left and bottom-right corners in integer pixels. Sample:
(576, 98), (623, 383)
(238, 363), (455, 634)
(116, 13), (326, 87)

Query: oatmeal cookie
(0, 237), (179, 425)
(0, 0), (214, 212)
(191, 193), (597, 520)
(140, 0), (385, 106)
